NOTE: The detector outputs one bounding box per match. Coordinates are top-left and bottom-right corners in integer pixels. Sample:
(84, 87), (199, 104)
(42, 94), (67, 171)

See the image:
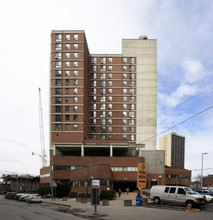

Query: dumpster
(136, 192), (143, 206)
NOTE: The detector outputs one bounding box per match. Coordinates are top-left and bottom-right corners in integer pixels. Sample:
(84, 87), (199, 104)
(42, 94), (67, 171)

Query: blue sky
(0, 0), (212, 180)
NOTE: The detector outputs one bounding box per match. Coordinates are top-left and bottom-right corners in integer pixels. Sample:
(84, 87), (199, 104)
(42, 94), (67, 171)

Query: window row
(91, 57), (135, 64)
(55, 33), (78, 41)
(91, 134), (135, 141)
(91, 103), (135, 110)
(90, 126), (135, 133)
(91, 119), (135, 125)
(90, 111), (135, 118)
(55, 61), (79, 68)
(55, 43), (79, 50)
(111, 167), (138, 172)
(55, 88), (79, 95)
(91, 65), (135, 72)
(55, 105), (80, 112)
(55, 96), (79, 103)
(55, 52), (79, 59)
(55, 70), (79, 77)
(55, 79), (79, 86)
(55, 115), (78, 121)
(55, 123), (78, 130)
(91, 73), (135, 79)
(90, 80), (135, 87)
(91, 94), (135, 102)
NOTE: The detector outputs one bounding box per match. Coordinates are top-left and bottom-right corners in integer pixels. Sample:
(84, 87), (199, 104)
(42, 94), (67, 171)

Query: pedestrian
(118, 188), (122, 197)
(126, 187), (129, 195)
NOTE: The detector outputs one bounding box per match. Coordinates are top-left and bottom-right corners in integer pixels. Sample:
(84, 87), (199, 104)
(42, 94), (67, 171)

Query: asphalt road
(0, 198), (84, 220)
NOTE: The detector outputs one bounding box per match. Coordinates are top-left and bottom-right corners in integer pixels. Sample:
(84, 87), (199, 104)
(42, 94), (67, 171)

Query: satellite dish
(139, 35), (148, 39)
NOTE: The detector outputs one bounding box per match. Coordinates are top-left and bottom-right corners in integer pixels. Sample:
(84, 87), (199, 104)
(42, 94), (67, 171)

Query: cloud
(182, 58), (205, 83)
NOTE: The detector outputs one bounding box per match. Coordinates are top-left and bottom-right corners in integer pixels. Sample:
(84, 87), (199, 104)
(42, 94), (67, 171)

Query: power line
(138, 105), (213, 144)
(137, 86), (213, 127)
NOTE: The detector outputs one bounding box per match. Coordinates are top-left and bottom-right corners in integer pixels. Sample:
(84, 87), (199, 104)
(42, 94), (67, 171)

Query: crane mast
(38, 88), (48, 167)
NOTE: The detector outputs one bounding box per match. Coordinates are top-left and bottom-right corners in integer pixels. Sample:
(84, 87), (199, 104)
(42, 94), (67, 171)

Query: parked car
(19, 193), (30, 201)
(150, 185), (205, 208)
(25, 194), (42, 203)
(193, 189), (213, 203)
(15, 193), (24, 201)
(5, 192), (12, 199)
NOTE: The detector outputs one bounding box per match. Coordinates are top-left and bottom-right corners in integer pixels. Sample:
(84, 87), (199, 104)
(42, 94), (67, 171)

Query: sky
(0, 0), (213, 180)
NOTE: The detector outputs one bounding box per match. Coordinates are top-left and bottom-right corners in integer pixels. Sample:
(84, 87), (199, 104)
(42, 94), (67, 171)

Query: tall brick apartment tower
(44, 31), (157, 192)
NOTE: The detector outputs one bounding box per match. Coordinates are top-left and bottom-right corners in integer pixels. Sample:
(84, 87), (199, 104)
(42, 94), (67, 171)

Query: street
(1, 195), (213, 220)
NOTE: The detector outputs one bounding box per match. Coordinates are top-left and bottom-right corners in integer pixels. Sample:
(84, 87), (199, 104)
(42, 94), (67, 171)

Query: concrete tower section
(122, 38), (157, 150)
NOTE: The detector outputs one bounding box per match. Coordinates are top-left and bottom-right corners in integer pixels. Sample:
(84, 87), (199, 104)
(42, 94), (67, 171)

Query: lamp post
(201, 153), (208, 188)
(159, 176), (162, 185)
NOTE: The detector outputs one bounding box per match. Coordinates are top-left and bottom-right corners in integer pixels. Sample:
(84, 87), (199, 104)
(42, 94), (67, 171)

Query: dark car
(5, 192), (12, 199)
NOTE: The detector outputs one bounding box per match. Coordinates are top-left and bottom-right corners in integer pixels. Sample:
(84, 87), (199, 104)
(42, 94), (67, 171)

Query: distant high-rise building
(160, 132), (185, 169)
(46, 30), (157, 191)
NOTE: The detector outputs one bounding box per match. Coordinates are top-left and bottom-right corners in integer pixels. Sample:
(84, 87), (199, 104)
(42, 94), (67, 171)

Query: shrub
(100, 190), (115, 201)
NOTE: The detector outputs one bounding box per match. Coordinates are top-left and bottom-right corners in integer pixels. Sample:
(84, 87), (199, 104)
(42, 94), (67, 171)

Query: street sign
(137, 163), (147, 188)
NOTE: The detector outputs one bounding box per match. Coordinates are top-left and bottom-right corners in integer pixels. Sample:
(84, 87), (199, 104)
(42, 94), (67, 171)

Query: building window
(123, 81), (127, 86)
(101, 65), (106, 71)
(65, 34), (70, 40)
(109, 96), (112, 101)
(130, 57), (135, 64)
(129, 119), (134, 125)
(129, 135), (134, 141)
(65, 115), (70, 121)
(93, 111), (96, 117)
(123, 66), (127, 71)
(91, 88), (96, 94)
(56, 34), (62, 41)
(56, 43), (62, 50)
(101, 73), (106, 79)
(55, 52), (62, 59)
(72, 71), (77, 76)
(123, 119), (127, 124)
(108, 127), (112, 132)
(73, 115), (78, 121)
(74, 34), (78, 40)
(123, 127), (127, 132)
(73, 88), (78, 94)
(123, 104), (127, 109)
(73, 124), (78, 129)
(108, 111), (112, 116)
(100, 111), (106, 117)
(123, 57), (127, 63)
(101, 57), (106, 64)
(55, 106), (62, 112)
(91, 134), (96, 140)
(91, 57), (97, 64)
(55, 97), (61, 103)
(101, 88), (106, 94)
(130, 73), (135, 79)
(109, 81), (112, 86)
(108, 104), (112, 109)
(130, 65), (134, 71)
(66, 53), (70, 58)
(65, 79), (70, 85)
(130, 89), (134, 94)
(129, 104), (134, 110)
(101, 134), (106, 140)
(123, 111), (127, 117)
(55, 79), (61, 85)
(65, 124), (70, 130)
(74, 61), (78, 67)
(65, 70), (70, 76)
(123, 73), (127, 79)
(123, 135), (127, 140)
(55, 124), (61, 130)
(56, 61), (62, 68)
(73, 97), (78, 103)
(130, 81), (135, 87)
(101, 119), (106, 125)
(65, 44), (70, 49)
(109, 66), (112, 71)
(109, 88), (112, 94)
(92, 119), (96, 124)
(65, 97), (70, 103)
(109, 73), (112, 78)
(92, 81), (97, 87)
(91, 104), (96, 110)
(129, 96), (135, 102)
(55, 88), (62, 95)
(108, 119), (112, 124)
(65, 61), (70, 67)
(73, 79), (78, 85)
(92, 73), (96, 79)
(73, 106), (78, 112)
(92, 66), (97, 71)
(55, 115), (61, 122)
(129, 127), (134, 132)
(55, 70), (62, 77)
(123, 88), (127, 94)
(65, 106), (70, 112)
(74, 52), (78, 58)
(100, 103), (106, 109)
(65, 88), (70, 94)
(74, 44), (78, 49)
(100, 96), (106, 102)
(109, 57), (113, 63)
(129, 112), (134, 118)
(108, 134), (112, 140)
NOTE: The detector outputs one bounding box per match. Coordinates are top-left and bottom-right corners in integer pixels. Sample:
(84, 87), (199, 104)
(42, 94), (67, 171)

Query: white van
(150, 185), (205, 208)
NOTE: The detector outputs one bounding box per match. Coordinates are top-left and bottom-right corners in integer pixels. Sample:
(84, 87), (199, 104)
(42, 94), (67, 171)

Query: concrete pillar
(81, 145), (84, 156)
(110, 145), (113, 157)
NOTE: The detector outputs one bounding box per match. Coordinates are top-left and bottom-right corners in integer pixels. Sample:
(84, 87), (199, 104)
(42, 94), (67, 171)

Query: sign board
(137, 163), (147, 188)
(91, 180), (100, 189)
